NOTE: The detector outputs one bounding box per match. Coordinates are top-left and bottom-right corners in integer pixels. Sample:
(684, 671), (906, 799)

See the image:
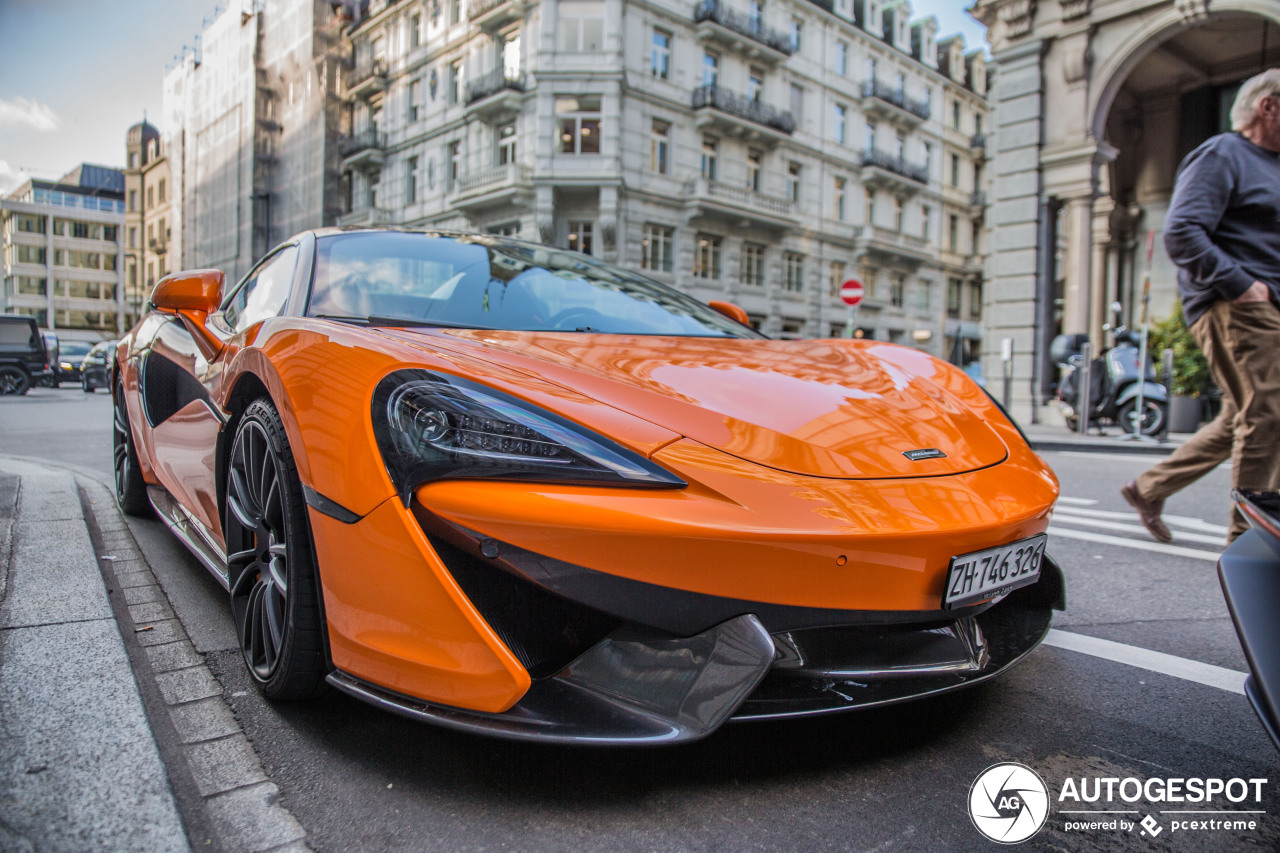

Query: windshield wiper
(313, 314), (496, 331)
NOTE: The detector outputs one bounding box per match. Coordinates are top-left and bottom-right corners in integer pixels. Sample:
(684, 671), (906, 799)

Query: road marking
(1058, 497), (1099, 506)
(1056, 503), (1230, 535)
(1051, 514), (1227, 546)
(1048, 525), (1220, 561)
(1045, 629), (1246, 695)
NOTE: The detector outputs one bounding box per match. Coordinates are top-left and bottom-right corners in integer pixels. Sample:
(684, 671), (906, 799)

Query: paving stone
(144, 640), (202, 674)
(128, 600), (175, 624)
(115, 570), (157, 589)
(205, 783), (306, 852)
(123, 585), (163, 606)
(133, 619), (186, 647)
(185, 735), (268, 796)
(168, 696), (241, 745)
(154, 666), (221, 705)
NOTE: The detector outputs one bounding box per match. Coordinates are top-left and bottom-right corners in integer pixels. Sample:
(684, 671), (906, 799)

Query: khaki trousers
(1134, 299), (1280, 541)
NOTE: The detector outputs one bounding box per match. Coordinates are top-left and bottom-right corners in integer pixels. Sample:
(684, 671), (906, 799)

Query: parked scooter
(1219, 490), (1280, 751)
(1051, 309), (1168, 436)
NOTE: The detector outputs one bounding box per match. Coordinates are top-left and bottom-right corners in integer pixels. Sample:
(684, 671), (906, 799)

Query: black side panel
(141, 351), (210, 427)
(1219, 528), (1280, 752)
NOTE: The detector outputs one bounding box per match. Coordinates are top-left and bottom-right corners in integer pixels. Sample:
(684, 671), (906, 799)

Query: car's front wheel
(0, 365), (30, 396)
(226, 399), (327, 700)
(113, 377), (151, 516)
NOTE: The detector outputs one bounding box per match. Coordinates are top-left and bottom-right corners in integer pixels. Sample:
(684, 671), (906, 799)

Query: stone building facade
(122, 120), (177, 328)
(971, 0), (1280, 420)
(337, 0), (992, 353)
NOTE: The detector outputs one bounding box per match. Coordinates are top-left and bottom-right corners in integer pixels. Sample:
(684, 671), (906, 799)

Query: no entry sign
(839, 279), (865, 307)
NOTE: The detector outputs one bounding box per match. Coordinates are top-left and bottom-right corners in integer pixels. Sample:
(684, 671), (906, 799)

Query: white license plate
(943, 534), (1047, 609)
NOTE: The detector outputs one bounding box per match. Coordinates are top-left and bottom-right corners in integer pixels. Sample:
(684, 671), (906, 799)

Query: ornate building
(336, 0), (993, 352)
(971, 0), (1280, 419)
(122, 120), (176, 327)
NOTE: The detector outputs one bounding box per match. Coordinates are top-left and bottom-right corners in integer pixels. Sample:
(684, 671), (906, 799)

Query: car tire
(0, 365), (31, 396)
(83, 379), (95, 393)
(113, 377), (152, 516)
(226, 399), (327, 700)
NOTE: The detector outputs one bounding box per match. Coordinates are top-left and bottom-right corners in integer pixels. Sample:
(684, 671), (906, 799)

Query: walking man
(1122, 68), (1280, 544)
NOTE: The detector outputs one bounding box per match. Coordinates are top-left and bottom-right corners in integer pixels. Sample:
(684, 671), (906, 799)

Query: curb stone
(77, 476), (311, 853)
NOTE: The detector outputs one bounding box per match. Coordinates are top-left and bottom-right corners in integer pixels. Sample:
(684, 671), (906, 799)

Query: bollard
(1160, 348), (1173, 442)
(1078, 341), (1092, 437)
(1001, 338), (1014, 412)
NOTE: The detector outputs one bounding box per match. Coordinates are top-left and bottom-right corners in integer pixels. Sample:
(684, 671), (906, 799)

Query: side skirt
(147, 485), (230, 590)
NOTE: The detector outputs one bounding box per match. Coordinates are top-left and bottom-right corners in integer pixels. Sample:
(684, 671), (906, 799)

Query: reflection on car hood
(382, 329), (1008, 479)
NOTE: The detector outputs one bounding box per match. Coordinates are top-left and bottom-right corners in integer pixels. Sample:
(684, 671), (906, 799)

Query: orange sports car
(113, 228), (1062, 744)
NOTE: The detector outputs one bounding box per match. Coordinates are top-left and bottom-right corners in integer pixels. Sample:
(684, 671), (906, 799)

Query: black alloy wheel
(226, 399), (326, 700)
(113, 376), (151, 515)
(0, 365), (30, 396)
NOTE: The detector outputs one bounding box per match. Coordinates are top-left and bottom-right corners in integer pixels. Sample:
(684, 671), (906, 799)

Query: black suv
(0, 314), (54, 395)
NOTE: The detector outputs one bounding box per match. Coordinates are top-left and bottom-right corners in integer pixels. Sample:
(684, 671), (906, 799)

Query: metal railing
(465, 68), (526, 104)
(970, 133), (987, 149)
(862, 147), (929, 184)
(688, 178), (794, 215)
(692, 0), (794, 56)
(28, 189), (125, 214)
(861, 78), (931, 120)
(691, 84), (796, 134)
(970, 190), (987, 207)
(348, 57), (388, 90)
(339, 129), (387, 158)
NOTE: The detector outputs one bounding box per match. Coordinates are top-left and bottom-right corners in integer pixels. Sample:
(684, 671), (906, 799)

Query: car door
(144, 245), (300, 550)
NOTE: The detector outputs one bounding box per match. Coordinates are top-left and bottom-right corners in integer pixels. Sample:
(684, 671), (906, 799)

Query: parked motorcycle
(1219, 490), (1280, 751)
(1051, 320), (1168, 436)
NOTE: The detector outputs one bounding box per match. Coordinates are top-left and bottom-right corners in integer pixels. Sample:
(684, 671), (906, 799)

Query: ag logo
(968, 763), (1050, 844)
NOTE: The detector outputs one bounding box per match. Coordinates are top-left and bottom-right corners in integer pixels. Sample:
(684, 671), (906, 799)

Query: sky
(0, 0), (988, 196)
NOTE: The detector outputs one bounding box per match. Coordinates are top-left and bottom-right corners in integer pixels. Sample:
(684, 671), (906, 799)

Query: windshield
(60, 341), (93, 357)
(308, 231), (762, 338)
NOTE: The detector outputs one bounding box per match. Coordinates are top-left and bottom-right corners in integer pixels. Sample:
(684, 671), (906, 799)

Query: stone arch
(1089, 1), (1280, 142)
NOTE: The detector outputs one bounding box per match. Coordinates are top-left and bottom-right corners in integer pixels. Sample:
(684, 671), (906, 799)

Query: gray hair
(1230, 68), (1280, 132)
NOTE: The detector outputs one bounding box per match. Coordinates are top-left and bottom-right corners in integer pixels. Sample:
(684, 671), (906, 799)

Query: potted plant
(1147, 300), (1210, 432)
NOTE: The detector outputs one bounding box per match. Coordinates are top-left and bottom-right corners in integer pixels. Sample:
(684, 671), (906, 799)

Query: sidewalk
(1020, 404), (1192, 456)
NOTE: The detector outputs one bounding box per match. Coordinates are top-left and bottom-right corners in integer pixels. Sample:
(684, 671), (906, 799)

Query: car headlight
(372, 369), (685, 503)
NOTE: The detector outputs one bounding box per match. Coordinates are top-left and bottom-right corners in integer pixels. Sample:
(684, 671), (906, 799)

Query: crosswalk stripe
(1051, 514), (1226, 546)
(1047, 525), (1220, 561)
(1044, 629), (1246, 695)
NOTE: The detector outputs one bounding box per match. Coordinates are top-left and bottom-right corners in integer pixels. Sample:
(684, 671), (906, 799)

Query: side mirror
(150, 269), (226, 360)
(151, 269), (225, 314)
(708, 300), (751, 327)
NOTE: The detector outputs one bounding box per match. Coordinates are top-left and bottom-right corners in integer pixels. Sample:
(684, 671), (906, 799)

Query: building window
(448, 142), (461, 190)
(651, 29), (671, 79)
(865, 188), (876, 226)
(746, 148), (762, 192)
(748, 68), (765, 103)
(409, 79), (421, 121)
(128, 227), (137, 249)
(497, 123), (517, 165)
(864, 120), (876, 155)
(702, 51), (719, 86)
(921, 204), (931, 241)
(789, 17), (803, 51)
(158, 178), (166, 202)
(147, 186), (155, 209)
(411, 12), (422, 46)
(450, 0), (461, 24)
(641, 224), (674, 272)
(693, 233), (721, 279)
(742, 243), (765, 287)
(368, 170), (380, 208)
(947, 277), (962, 319)
(833, 176), (846, 220)
(952, 99), (962, 130)
(972, 219), (982, 255)
(783, 251), (804, 292)
(786, 162), (801, 203)
(949, 214), (960, 251)
(557, 1), (604, 51)
(833, 103), (846, 145)
(828, 261), (846, 298)
(890, 272), (905, 308)
(129, 190), (137, 211)
(748, 0), (762, 29)
(129, 152), (138, 169)
(789, 83), (803, 121)
(567, 221), (594, 254)
(449, 60), (463, 104)
(866, 56), (877, 83)
(650, 120), (670, 174)
(916, 281), (931, 312)
(951, 153), (961, 187)
(860, 265), (877, 299)
(921, 140), (933, 175)
(406, 156), (419, 204)
(896, 71), (906, 93)
(701, 136), (718, 181)
(968, 280), (983, 320)
(488, 221), (521, 237)
(557, 96), (601, 154)
(835, 40), (848, 76)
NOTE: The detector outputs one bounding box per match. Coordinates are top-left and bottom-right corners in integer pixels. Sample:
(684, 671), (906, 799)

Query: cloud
(0, 97), (60, 132)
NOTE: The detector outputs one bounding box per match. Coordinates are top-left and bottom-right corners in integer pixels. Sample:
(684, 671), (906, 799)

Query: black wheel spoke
(267, 554), (287, 596)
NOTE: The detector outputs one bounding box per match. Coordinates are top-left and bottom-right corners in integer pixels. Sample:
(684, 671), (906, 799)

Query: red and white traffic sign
(839, 279), (865, 307)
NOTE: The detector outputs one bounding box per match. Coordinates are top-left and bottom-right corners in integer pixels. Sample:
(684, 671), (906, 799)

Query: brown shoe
(1121, 481), (1173, 542)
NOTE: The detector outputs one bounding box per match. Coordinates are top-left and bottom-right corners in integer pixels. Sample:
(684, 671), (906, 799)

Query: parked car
(55, 339), (94, 385)
(37, 331), (59, 388)
(112, 229), (1064, 744)
(0, 314), (54, 395)
(80, 339), (117, 392)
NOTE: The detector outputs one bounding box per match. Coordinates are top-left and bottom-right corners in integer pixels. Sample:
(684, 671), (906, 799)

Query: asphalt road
(2, 387), (1276, 852)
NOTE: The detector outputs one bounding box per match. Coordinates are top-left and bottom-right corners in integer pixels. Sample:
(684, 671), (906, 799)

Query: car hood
(381, 330), (1008, 479)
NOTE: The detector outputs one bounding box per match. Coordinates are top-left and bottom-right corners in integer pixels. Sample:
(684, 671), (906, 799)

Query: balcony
(970, 190), (987, 207)
(691, 85), (795, 144)
(451, 162), (533, 212)
(346, 58), (389, 99)
(465, 68), (527, 121)
(970, 133), (987, 153)
(339, 129), (387, 170)
(683, 177), (795, 231)
(692, 0), (794, 65)
(337, 207), (395, 227)
(861, 148), (929, 189)
(861, 78), (931, 125)
(148, 237), (167, 255)
(857, 226), (933, 270)
(468, 0), (525, 28)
